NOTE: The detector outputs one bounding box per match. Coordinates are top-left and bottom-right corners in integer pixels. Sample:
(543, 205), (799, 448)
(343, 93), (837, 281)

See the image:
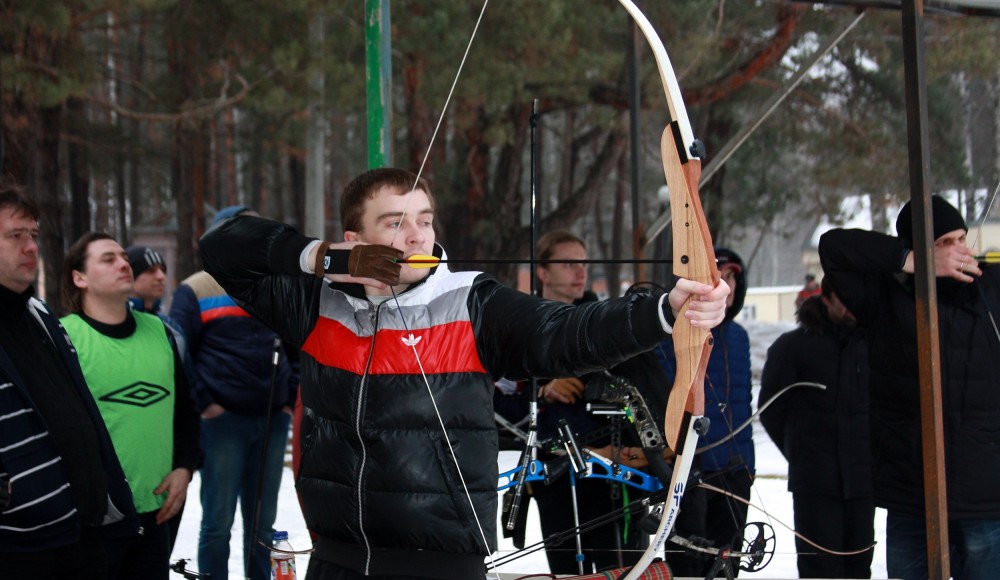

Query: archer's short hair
(340, 168), (435, 234)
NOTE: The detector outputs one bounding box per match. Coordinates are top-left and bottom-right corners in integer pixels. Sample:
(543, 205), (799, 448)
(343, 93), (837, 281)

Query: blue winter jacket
(169, 272), (297, 415)
(655, 321), (755, 475)
(654, 247), (755, 476)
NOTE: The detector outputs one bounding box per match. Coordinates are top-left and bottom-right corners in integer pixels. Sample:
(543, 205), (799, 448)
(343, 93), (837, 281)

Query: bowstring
(378, 1), (500, 574)
(698, 482), (876, 557)
(654, 333), (840, 558)
(969, 181), (1000, 345)
(389, 291), (498, 571)
(389, 0), (491, 240)
(701, 348), (764, 559)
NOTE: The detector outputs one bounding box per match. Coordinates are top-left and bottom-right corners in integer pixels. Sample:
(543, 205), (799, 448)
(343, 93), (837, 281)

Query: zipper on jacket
(356, 299), (383, 575)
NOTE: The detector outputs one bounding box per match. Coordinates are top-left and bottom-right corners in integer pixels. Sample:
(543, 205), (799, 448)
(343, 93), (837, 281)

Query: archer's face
(73, 239), (134, 302)
(934, 229), (967, 250)
(346, 186), (436, 288)
(538, 241), (587, 304)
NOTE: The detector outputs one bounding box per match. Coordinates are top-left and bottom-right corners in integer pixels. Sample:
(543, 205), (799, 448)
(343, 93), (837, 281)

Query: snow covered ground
(172, 320), (891, 579)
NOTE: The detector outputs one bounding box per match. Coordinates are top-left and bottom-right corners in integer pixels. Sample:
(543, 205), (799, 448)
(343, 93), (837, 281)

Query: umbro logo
(401, 334), (422, 347)
(99, 382), (169, 407)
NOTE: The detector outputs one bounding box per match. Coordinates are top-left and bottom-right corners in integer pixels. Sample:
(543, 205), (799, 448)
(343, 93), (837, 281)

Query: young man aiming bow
(200, 167), (729, 580)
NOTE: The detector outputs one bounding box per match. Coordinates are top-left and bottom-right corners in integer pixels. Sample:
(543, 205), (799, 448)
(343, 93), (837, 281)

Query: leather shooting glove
(316, 243), (403, 286)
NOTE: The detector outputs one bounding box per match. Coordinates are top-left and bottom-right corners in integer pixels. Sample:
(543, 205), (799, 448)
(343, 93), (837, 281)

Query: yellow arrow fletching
(979, 251), (1000, 264)
(400, 254), (440, 269)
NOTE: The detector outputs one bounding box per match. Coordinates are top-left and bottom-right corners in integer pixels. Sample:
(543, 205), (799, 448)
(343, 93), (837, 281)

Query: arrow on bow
(397, 255), (677, 268)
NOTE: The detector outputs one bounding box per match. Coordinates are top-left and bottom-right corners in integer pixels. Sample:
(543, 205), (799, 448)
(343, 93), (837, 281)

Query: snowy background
(172, 320), (890, 579)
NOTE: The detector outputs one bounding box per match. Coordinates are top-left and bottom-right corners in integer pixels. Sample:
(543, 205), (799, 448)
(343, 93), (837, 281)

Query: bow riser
(663, 125), (718, 452)
(665, 333), (710, 451)
(663, 128), (714, 287)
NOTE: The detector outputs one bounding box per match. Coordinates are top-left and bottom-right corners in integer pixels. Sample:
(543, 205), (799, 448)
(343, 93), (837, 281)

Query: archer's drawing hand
(668, 278), (729, 329)
(936, 243), (981, 283)
(541, 377), (586, 404)
(315, 242), (403, 288)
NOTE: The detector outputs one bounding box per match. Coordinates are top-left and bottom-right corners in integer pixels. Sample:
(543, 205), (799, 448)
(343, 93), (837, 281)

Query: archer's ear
(344, 231), (360, 242)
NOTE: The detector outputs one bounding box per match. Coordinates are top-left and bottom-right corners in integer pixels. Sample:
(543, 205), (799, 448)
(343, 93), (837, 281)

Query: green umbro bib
(62, 311), (175, 514)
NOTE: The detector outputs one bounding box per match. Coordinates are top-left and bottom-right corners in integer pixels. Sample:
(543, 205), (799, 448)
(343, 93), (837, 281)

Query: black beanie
(895, 195), (967, 245)
(125, 245), (165, 278)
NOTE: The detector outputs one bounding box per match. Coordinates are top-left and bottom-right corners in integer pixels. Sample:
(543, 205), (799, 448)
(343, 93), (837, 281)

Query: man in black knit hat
(125, 245), (167, 312)
(820, 195), (1000, 580)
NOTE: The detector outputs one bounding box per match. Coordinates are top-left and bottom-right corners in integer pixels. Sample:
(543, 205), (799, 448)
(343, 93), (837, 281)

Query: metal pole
(247, 339), (284, 580)
(627, 4), (643, 283)
(365, 0), (392, 168)
(504, 99), (541, 532)
(901, 1), (950, 578)
(305, 13), (326, 238)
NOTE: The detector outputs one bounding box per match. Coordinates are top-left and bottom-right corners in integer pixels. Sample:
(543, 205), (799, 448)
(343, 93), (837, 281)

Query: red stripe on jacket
(302, 316), (486, 376)
(200, 305), (251, 324)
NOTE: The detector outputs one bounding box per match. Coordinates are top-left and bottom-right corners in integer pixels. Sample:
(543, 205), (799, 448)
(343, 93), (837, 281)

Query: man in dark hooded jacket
(760, 278), (873, 578)
(819, 195), (1000, 580)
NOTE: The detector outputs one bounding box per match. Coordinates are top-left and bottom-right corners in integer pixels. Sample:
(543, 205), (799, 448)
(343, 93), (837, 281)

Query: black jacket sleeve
(200, 215), (324, 348)
(470, 277), (669, 382)
(818, 228), (908, 325)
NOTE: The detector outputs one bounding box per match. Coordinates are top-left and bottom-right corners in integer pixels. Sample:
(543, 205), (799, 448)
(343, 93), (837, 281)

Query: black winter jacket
(820, 228), (1000, 518)
(760, 295), (871, 499)
(200, 216), (672, 580)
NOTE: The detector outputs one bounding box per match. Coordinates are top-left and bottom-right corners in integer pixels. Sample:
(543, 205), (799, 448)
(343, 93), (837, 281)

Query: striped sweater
(0, 296), (136, 551)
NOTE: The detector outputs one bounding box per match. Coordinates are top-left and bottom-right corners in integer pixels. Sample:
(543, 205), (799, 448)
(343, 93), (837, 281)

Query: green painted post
(365, 0), (392, 169)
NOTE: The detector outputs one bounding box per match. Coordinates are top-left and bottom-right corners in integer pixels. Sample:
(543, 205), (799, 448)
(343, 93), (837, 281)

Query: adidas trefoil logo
(401, 333), (422, 347)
